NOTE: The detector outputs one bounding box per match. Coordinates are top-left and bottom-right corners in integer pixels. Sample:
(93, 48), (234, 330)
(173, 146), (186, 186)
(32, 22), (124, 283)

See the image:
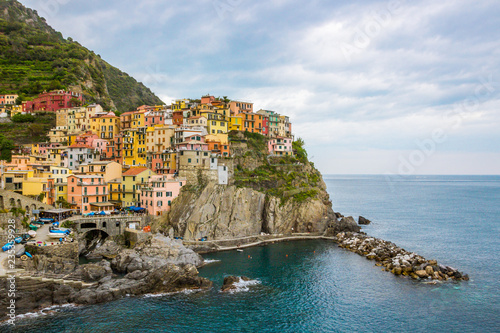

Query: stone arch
(38, 207), (44, 211)
(0, 196), (4, 210)
(30, 204), (36, 211)
(81, 229), (110, 255)
(16, 199), (21, 208)
(9, 198), (15, 207)
(81, 222), (98, 229)
(25, 205), (29, 213)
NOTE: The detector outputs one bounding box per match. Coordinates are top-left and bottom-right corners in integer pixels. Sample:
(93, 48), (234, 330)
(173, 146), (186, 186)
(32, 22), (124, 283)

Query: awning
(90, 202), (114, 207)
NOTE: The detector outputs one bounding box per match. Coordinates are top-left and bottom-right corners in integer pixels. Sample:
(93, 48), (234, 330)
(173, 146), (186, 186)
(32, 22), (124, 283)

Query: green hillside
(0, 0), (163, 112)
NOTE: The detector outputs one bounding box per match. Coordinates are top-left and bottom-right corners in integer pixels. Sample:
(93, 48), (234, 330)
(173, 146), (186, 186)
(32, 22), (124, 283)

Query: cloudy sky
(20, 0), (500, 175)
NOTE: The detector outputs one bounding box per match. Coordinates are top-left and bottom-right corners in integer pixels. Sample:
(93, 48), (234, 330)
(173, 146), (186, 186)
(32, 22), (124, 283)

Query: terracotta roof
(68, 144), (92, 149)
(123, 167), (149, 176)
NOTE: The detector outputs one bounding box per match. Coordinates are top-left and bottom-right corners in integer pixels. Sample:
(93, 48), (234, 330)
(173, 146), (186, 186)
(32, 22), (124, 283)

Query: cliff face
(163, 132), (337, 240)
(167, 182), (335, 240)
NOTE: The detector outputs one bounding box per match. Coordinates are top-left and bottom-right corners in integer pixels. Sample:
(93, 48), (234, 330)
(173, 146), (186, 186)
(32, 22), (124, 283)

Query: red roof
(123, 167), (149, 176)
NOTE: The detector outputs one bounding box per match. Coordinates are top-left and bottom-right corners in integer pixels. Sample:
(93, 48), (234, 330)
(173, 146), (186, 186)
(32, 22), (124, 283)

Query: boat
(237, 249), (244, 252)
(14, 237), (22, 244)
(48, 226), (71, 239)
(27, 230), (37, 238)
(2, 241), (14, 252)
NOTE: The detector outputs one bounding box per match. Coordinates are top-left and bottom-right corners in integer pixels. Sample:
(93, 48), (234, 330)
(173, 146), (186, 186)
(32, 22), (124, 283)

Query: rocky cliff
(160, 132), (343, 240)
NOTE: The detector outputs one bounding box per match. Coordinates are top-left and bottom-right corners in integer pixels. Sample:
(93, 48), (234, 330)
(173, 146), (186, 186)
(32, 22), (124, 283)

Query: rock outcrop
(166, 183), (336, 240)
(0, 234), (211, 321)
(221, 276), (251, 292)
(324, 214), (361, 236)
(358, 216), (371, 225)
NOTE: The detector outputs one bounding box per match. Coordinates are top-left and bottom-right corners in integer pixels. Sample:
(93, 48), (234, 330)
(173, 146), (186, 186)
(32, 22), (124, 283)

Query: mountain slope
(0, 0), (163, 111)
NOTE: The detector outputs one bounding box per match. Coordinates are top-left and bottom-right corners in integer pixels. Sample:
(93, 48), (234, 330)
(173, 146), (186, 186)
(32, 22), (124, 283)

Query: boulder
(425, 266), (434, 275)
(358, 216), (371, 225)
(415, 270), (429, 278)
(221, 276), (251, 292)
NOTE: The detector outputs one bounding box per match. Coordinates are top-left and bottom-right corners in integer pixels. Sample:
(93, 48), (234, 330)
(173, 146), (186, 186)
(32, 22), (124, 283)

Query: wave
(2, 304), (77, 322)
(224, 277), (261, 293)
(204, 259), (221, 264)
(143, 289), (203, 298)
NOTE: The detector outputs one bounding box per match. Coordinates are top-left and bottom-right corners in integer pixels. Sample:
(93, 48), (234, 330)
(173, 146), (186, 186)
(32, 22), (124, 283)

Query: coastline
(191, 232), (469, 282)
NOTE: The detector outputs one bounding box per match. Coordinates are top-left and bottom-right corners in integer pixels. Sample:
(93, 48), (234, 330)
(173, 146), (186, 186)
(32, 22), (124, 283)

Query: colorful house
(121, 167), (155, 207)
(268, 137), (294, 156)
(140, 175), (187, 216)
(23, 90), (84, 113)
(67, 175), (112, 214)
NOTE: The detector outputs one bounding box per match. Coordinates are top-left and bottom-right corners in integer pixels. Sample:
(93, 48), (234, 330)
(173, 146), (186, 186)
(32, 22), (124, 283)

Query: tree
(11, 113), (35, 123)
(292, 138), (308, 163)
(27, 124), (45, 137)
(0, 135), (15, 162)
(38, 192), (45, 202)
(56, 197), (72, 209)
(69, 97), (82, 107)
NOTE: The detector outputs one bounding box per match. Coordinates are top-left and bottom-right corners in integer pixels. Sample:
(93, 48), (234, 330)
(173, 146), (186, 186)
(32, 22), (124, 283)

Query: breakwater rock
(334, 232), (469, 282)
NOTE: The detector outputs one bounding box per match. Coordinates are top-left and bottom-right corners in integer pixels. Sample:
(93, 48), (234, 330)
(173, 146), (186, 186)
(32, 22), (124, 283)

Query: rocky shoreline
(1, 215), (470, 322)
(0, 234), (212, 322)
(334, 231), (469, 281)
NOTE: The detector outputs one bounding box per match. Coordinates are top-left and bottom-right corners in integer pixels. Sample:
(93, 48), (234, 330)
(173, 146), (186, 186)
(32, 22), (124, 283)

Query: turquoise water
(4, 175), (500, 332)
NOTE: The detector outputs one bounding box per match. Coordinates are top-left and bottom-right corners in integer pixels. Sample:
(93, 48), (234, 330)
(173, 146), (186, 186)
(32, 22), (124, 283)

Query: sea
(4, 175), (500, 332)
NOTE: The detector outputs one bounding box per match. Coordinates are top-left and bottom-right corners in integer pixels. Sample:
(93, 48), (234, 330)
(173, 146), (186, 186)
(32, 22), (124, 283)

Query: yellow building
(90, 112), (121, 139)
(171, 99), (190, 111)
(78, 161), (122, 183)
(130, 111), (146, 129)
(10, 105), (23, 117)
(201, 111), (228, 135)
(121, 167), (155, 207)
(145, 126), (175, 153)
(48, 127), (68, 144)
(3, 170), (34, 193)
(22, 177), (50, 204)
(229, 115), (243, 132)
(122, 128), (147, 167)
(108, 178), (122, 208)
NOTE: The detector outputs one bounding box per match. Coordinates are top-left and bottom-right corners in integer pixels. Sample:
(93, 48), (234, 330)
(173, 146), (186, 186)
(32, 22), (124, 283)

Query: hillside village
(0, 91), (295, 217)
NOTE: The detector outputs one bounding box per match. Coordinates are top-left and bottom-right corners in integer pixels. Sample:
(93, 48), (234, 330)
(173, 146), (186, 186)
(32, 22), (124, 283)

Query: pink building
(33, 142), (62, 156)
(145, 111), (165, 127)
(140, 175), (187, 216)
(67, 175), (113, 214)
(176, 135), (209, 151)
(268, 137), (294, 156)
(75, 132), (99, 147)
(92, 138), (108, 154)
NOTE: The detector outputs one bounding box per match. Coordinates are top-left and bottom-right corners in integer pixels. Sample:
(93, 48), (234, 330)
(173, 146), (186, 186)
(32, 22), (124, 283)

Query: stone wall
(124, 228), (151, 247)
(0, 189), (53, 216)
(25, 242), (79, 262)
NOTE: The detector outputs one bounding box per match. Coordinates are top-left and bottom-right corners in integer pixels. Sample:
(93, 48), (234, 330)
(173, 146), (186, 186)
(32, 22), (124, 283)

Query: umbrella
(99, 211), (106, 215)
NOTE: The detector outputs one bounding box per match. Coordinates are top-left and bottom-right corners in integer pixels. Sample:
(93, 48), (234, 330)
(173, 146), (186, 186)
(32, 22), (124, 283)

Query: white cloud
(17, 0), (500, 174)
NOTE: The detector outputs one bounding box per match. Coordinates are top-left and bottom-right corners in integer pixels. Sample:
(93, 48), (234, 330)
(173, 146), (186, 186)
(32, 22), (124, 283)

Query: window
(166, 191), (172, 197)
(188, 158), (191, 163)
(71, 187), (74, 193)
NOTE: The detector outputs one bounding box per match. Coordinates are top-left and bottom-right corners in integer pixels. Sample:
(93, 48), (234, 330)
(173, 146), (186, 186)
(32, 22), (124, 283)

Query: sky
(19, 0), (500, 175)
